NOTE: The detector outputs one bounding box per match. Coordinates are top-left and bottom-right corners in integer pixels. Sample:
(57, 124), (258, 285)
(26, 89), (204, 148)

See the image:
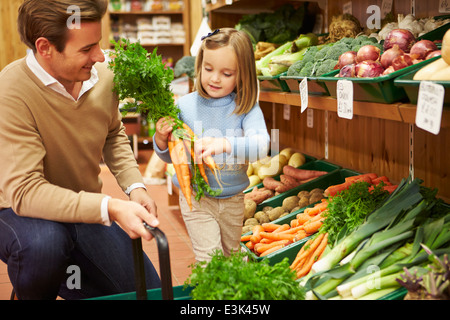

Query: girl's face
(200, 45), (237, 98)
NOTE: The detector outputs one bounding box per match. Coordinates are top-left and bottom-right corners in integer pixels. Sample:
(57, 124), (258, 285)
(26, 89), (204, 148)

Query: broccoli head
(174, 55), (196, 78)
(324, 43), (351, 60)
(299, 61), (315, 77)
(315, 59), (338, 76)
(287, 59), (306, 76)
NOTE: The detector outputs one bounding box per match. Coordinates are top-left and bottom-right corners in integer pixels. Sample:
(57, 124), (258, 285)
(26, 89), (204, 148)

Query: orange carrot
(345, 173), (378, 183)
(259, 231), (295, 242)
(296, 234), (328, 278)
(295, 213), (313, 225)
(245, 241), (254, 250)
(278, 225), (304, 235)
(294, 229), (307, 242)
(290, 219), (299, 228)
(181, 123), (209, 185)
(250, 225), (264, 243)
(168, 137), (192, 210)
(272, 224), (290, 233)
(304, 200), (328, 216)
(261, 223), (282, 232)
(259, 245), (285, 257)
(255, 239), (290, 254)
(290, 238), (312, 270)
(241, 234), (252, 242)
(304, 218), (325, 234)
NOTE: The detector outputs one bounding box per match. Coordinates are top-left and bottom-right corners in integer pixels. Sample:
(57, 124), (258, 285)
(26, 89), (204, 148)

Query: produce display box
(417, 15), (450, 42)
(394, 67), (450, 106)
(241, 168), (360, 266)
(258, 72), (290, 92)
(244, 153), (317, 193)
(88, 284), (193, 300)
(255, 160), (341, 208)
(280, 75), (330, 95)
(318, 57), (440, 104)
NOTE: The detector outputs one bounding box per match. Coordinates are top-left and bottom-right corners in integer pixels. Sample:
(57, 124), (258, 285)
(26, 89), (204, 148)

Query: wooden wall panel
(0, 0), (28, 70)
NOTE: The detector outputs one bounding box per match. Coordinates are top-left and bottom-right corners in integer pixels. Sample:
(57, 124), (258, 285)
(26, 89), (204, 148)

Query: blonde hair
(194, 28), (258, 115)
(18, 0), (107, 53)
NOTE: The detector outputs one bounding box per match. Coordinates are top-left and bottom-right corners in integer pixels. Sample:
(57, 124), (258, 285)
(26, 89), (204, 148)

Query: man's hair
(17, 0), (107, 52)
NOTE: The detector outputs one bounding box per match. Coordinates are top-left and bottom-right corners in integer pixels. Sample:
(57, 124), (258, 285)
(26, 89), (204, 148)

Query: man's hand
(108, 196), (159, 241)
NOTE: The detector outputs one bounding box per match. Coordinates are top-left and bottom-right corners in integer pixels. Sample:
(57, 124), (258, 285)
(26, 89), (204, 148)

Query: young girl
(153, 28), (270, 262)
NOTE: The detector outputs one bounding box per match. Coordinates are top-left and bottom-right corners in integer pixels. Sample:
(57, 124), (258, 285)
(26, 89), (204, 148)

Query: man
(0, 0), (161, 299)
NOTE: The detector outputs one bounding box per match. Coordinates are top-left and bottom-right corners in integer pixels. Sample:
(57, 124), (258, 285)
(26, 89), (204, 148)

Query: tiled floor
(0, 150), (195, 300)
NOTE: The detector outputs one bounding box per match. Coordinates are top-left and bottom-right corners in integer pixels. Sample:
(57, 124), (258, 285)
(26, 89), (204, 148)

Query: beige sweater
(0, 58), (143, 224)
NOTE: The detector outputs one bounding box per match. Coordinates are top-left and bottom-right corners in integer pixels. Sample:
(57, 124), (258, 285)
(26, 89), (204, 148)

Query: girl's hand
(195, 137), (231, 159)
(154, 117), (176, 150)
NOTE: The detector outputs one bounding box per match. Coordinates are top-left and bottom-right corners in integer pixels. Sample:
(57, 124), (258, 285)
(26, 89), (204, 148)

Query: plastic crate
(394, 67), (450, 106)
(318, 56), (440, 103)
(88, 284), (193, 300)
(241, 168), (360, 265)
(258, 72), (290, 92)
(244, 153), (317, 194)
(280, 75), (330, 95)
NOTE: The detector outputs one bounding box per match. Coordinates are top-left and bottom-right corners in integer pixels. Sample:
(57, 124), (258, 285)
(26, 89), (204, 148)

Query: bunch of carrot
(290, 232), (329, 279)
(324, 173), (398, 197)
(241, 199), (328, 258)
(168, 123), (221, 210)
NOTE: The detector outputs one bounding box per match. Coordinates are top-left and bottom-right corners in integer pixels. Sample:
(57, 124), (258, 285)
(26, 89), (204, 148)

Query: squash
(428, 64), (450, 80)
(257, 154), (288, 180)
(413, 57), (449, 80)
(442, 29), (450, 65)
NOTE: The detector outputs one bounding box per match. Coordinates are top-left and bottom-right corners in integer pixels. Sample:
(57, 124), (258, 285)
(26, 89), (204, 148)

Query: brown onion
(356, 45), (381, 63)
(356, 61), (384, 78)
(425, 49), (441, 60)
(382, 65), (395, 75)
(380, 45), (404, 69)
(410, 40), (438, 60)
(391, 54), (413, 70)
(338, 51), (357, 69)
(383, 29), (416, 53)
(338, 63), (356, 77)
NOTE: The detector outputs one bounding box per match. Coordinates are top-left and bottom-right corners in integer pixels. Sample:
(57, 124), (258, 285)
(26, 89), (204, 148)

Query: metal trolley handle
(131, 223), (173, 300)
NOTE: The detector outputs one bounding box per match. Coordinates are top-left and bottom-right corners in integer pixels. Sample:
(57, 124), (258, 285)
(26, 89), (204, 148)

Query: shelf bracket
(409, 123), (414, 180)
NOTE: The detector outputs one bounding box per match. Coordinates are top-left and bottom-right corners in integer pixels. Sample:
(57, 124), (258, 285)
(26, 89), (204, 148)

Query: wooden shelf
(110, 10), (184, 15)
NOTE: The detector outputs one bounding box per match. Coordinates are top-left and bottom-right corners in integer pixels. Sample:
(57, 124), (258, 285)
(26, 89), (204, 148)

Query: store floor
(0, 150), (196, 300)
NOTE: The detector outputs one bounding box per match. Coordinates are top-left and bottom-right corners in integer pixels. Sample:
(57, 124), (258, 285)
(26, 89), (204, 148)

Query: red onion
(425, 50), (441, 60)
(391, 54), (413, 71)
(382, 65), (395, 75)
(383, 29), (416, 53)
(380, 45), (404, 69)
(356, 45), (381, 63)
(338, 51), (357, 69)
(356, 61), (385, 78)
(409, 40), (438, 60)
(338, 63), (356, 77)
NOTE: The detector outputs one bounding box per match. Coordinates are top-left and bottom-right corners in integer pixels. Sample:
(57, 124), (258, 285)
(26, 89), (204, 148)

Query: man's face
(49, 21), (105, 86)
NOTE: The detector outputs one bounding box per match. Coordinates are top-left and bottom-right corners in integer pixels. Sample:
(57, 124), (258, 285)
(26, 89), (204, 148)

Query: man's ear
(35, 37), (53, 58)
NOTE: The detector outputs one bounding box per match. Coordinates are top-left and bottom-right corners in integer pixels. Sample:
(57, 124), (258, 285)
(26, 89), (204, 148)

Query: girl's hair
(194, 28), (258, 115)
(17, 0), (107, 53)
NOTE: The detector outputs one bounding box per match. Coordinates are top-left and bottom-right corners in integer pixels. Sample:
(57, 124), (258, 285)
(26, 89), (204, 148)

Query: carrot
(168, 137), (192, 210)
(240, 234), (252, 242)
(255, 239), (290, 254)
(259, 231), (295, 242)
(294, 229), (307, 242)
(303, 217), (325, 234)
(295, 213), (313, 225)
(345, 173), (378, 183)
(304, 200), (328, 216)
(282, 165), (328, 181)
(278, 225), (304, 235)
(324, 181), (351, 197)
(272, 224), (290, 233)
(181, 123), (209, 185)
(290, 238), (312, 270)
(293, 233), (325, 264)
(290, 219), (299, 228)
(296, 233), (328, 278)
(259, 245), (284, 257)
(261, 223), (282, 232)
(371, 175), (390, 185)
(250, 225), (264, 243)
(245, 241), (254, 250)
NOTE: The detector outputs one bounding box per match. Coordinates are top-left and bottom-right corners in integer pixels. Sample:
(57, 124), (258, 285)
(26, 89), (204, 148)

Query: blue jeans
(0, 208), (161, 300)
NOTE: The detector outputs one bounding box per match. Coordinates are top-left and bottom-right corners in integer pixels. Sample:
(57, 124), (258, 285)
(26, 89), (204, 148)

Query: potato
(268, 207), (285, 221)
(279, 212), (289, 219)
(279, 148), (295, 160)
(242, 225), (253, 234)
(254, 211), (270, 224)
(309, 192), (324, 204)
(282, 195), (300, 212)
(251, 156), (271, 176)
(248, 175), (261, 188)
(244, 199), (257, 220)
(297, 190), (310, 198)
(257, 154), (288, 180)
(246, 163), (253, 176)
(310, 188), (324, 195)
(288, 152), (306, 168)
(262, 206), (273, 213)
(298, 196), (310, 208)
(290, 206), (300, 213)
(244, 217), (259, 226)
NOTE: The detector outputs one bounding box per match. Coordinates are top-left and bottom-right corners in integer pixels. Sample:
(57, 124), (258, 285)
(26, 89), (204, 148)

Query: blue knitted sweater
(154, 91), (270, 198)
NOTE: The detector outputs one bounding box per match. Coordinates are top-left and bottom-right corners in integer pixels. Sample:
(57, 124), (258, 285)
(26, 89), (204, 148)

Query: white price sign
(439, 0), (450, 13)
(415, 81), (444, 135)
(283, 104), (291, 120)
(336, 79), (354, 119)
(299, 77), (308, 113)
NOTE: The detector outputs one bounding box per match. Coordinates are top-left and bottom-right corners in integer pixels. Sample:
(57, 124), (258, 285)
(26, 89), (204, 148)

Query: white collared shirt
(25, 50), (146, 225)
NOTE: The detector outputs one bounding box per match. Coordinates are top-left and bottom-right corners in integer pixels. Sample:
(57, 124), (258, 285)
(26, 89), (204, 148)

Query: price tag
(337, 79), (353, 119)
(381, 0), (393, 18)
(415, 81), (444, 135)
(307, 108), (314, 128)
(343, 1), (352, 14)
(439, 0), (450, 13)
(283, 104), (291, 120)
(225, 0), (233, 4)
(299, 77), (308, 113)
